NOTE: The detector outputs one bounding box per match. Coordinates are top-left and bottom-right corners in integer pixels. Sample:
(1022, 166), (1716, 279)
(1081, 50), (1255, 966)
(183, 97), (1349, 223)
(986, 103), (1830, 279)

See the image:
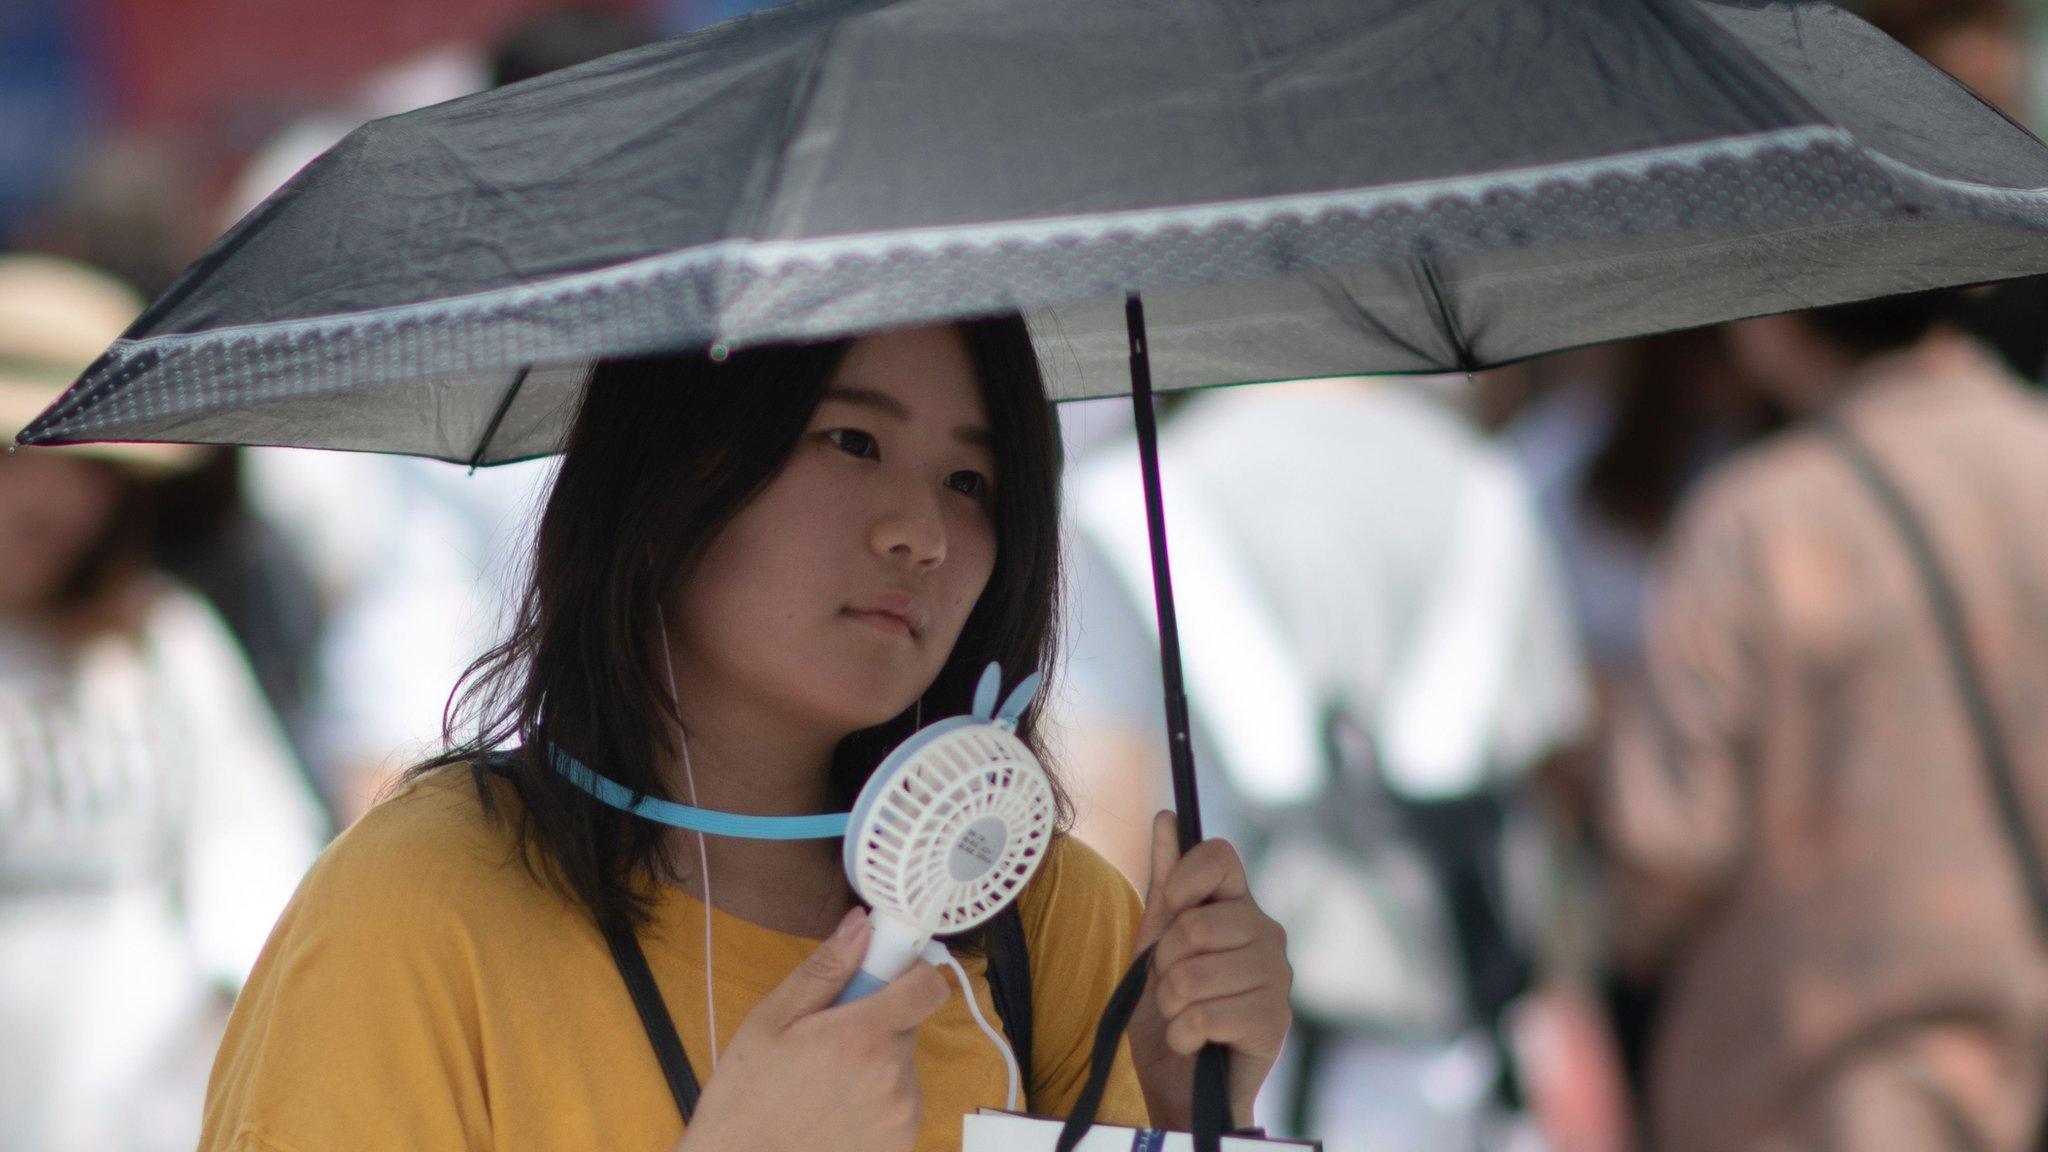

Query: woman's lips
(843, 607), (916, 637)
(845, 591), (922, 638)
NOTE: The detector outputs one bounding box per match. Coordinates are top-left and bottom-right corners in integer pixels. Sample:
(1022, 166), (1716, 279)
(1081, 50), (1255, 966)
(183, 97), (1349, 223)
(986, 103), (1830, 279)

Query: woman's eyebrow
(823, 386), (993, 449)
(822, 386), (909, 419)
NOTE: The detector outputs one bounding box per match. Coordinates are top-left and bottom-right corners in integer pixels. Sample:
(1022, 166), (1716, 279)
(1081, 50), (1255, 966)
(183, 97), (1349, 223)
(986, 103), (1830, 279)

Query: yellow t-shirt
(200, 766), (1150, 1152)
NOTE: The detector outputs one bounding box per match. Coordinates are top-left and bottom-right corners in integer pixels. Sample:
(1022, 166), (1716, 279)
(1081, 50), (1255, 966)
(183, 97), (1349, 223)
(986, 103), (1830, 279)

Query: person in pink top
(1593, 291), (2048, 1152)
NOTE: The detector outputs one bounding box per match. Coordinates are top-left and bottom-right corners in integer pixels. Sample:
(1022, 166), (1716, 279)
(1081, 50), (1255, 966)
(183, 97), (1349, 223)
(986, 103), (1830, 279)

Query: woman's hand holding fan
(676, 907), (950, 1152)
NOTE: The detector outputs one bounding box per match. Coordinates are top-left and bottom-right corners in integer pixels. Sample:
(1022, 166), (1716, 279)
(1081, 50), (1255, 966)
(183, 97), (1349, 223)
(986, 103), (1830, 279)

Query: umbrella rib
(467, 364), (533, 473)
(729, 8), (855, 246)
(1308, 269), (1440, 369)
(1417, 257), (1476, 373)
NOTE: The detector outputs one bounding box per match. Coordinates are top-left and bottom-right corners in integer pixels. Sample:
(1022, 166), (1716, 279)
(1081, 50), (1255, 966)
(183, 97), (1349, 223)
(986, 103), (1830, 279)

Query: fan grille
(850, 724), (1055, 933)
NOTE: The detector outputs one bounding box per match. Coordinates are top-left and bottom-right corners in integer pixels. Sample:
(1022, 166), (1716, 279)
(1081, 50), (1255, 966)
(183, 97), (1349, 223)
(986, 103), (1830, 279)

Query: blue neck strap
(549, 745), (851, 840)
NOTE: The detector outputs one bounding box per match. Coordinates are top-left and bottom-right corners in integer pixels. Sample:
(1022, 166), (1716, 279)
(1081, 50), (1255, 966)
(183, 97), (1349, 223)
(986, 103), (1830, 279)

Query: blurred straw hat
(0, 253), (204, 473)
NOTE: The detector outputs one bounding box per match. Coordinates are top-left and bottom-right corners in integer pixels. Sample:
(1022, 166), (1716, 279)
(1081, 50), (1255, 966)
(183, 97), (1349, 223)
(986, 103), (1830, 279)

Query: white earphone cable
(657, 605), (719, 1068)
(925, 941), (1021, 1112)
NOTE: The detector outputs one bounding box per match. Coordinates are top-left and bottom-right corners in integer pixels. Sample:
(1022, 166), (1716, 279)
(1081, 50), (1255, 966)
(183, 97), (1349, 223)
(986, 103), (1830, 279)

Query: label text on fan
(949, 817), (1009, 881)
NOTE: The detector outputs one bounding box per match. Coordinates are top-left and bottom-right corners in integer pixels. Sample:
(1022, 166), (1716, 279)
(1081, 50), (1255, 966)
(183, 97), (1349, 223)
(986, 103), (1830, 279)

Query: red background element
(87, 0), (642, 137)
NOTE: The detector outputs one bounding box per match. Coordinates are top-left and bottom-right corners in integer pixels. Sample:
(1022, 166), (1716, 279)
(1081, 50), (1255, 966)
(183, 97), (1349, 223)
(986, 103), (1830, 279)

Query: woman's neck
(659, 690), (838, 817)
(654, 659), (858, 939)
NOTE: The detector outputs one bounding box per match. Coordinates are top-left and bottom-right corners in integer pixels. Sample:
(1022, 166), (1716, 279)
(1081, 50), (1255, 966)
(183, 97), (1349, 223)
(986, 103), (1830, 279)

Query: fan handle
(832, 910), (929, 1005)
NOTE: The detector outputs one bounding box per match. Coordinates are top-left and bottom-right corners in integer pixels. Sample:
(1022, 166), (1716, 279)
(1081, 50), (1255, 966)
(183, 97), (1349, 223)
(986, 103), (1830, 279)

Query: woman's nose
(869, 480), (948, 568)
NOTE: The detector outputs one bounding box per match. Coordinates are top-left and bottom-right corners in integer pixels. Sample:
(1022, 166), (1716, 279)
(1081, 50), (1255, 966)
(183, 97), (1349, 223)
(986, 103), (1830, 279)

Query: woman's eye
(946, 470), (992, 504)
(823, 428), (877, 458)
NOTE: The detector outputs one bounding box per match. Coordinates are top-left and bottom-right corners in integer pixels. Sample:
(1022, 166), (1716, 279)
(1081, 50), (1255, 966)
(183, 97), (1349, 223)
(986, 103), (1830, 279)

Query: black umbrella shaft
(1124, 294), (1204, 854)
(1124, 294), (1234, 1146)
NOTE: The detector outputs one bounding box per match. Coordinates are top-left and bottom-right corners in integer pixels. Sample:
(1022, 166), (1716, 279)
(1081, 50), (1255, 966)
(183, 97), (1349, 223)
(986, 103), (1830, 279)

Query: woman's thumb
(758, 906), (870, 1026)
(1134, 811), (1181, 952)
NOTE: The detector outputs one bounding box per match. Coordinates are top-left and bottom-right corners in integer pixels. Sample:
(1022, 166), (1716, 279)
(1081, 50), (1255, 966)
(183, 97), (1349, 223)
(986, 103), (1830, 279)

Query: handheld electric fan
(834, 664), (1057, 1004)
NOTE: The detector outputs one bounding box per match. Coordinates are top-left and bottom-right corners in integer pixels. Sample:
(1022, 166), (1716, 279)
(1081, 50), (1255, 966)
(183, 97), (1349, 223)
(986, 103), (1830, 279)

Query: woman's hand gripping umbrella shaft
(674, 907), (951, 1152)
(1128, 812), (1294, 1130)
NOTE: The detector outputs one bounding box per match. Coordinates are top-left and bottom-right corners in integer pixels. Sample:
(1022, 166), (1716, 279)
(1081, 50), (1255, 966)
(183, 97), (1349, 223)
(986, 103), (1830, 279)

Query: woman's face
(671, 325), (1000, 736)
(0, 450), (122, 617)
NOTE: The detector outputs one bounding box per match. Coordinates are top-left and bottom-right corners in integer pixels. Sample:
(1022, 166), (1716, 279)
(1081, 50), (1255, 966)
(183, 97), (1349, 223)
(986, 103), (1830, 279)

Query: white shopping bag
(963, 1110), (1321, 1152)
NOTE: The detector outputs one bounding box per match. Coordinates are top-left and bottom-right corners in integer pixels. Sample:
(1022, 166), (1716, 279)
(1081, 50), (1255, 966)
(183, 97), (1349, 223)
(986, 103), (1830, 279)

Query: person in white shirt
(0, 254), (326, 1152)
(1054, 376), (1616, 1152)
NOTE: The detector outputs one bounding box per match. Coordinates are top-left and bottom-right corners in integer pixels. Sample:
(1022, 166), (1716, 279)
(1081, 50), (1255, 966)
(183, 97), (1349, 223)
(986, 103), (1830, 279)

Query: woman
(200, 318), (1292, 1152)
(0, 253), (325, 1152)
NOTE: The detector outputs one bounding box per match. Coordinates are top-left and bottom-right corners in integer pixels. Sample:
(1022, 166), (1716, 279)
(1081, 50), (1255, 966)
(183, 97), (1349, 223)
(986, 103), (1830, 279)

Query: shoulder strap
(1056, 945), (1158, 1152)
(1829, 421), (2048, 941)
(985, 903), (1035, 1105)
(599, 916), (702, 1122)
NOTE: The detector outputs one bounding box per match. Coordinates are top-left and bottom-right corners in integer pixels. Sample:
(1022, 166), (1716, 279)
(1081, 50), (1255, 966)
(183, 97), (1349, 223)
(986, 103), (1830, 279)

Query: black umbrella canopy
(22, 0), (2048, 464)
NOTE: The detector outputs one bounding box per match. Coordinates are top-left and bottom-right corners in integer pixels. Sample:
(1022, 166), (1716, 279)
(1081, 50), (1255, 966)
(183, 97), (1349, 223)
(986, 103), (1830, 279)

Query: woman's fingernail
(834, 906), (868, 942)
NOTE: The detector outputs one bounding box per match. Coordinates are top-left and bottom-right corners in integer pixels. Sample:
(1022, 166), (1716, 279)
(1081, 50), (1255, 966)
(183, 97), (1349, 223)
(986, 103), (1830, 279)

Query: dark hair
(489, 9), (653, 88)
(408, 316), (1067, 933)
(1804, 287), (1964, 359)
(47, 460), (150, 612)
(1578, 328), (1764, 538)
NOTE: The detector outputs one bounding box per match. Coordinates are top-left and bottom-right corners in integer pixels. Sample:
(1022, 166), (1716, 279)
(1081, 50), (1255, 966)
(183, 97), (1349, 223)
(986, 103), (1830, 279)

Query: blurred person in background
(1588, 291), (2048, 1152)
(1509, 332), (1781, 1103)
(146, 451), (326, 787)
(0, 254), (325, 1152)
(1055, 376), (1628, 1152)
(7, 136), (205, 302)
(1511, 332), (1776, 691)
(16, 136), (330, 783)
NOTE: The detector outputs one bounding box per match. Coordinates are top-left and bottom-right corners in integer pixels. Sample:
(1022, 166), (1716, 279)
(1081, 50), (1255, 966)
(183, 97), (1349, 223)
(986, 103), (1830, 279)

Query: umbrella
(22, 0), (2048, 1139)
(26, 0), (2048, 463)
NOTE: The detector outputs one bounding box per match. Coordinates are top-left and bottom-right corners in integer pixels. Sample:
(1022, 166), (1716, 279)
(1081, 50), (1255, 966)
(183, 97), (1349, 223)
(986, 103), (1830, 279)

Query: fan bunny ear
(972, 663), (1003, 720)
(994, 671), (1042, 731)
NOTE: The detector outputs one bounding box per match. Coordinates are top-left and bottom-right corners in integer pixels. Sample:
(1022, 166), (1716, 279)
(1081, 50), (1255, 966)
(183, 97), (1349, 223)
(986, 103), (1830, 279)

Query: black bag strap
(986, 903), (1036, 1102)
(600, 915), (703, 1122)
(1057, 945), (1160, 1152)
(600, 902), (1037, 1126)
(1829, 421), (2048, 940)
(1054, 945), (1242, 1152)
